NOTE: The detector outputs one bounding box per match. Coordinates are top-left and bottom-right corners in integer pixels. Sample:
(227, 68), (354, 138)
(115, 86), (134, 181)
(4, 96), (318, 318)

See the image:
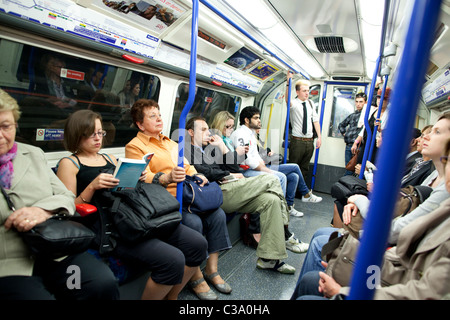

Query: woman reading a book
(56, 110), (208, 300)
(125, 99), (232, 300)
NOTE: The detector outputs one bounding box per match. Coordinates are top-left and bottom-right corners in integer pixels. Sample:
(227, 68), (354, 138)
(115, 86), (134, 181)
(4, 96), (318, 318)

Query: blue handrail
(176, 0), (199, 210)
(310, 82), (327, 189)
(198, 0), (309, 80)
(367, 75), (389, 163)
(348, 0), (442, 300)
(359, 0), (391, 178)
(359, 57), (381, 179)
(283, 77), (292, 164)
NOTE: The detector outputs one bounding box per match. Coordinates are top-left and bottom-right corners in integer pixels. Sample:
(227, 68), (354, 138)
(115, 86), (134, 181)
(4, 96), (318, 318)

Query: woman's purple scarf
(0, 142), (17, 189)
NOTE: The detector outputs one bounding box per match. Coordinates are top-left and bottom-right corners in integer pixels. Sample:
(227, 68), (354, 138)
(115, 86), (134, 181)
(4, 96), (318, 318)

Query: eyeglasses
(89, 130), (106, 138)
(0, 123), (16, 133)
(441, 156), (448, 165)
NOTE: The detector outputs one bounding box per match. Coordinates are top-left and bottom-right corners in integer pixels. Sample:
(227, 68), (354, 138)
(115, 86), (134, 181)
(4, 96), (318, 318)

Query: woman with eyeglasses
(57, 109), (207, 300)
(210, 111), (244, 153)
(0, 91), (118, 300)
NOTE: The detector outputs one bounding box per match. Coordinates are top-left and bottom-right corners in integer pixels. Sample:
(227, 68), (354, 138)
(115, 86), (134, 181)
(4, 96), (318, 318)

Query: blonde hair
(210, 111), (235, 135)
(0, 89), (21, 122)
(295, 79), (311, 91)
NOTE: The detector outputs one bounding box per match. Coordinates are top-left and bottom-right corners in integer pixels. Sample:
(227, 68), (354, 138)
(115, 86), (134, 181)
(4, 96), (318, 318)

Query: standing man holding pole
(285, 73), (321, 185)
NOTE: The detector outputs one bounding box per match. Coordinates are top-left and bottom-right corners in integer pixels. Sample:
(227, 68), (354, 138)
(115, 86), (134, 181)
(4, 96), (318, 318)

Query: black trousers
(0, 252), (119, 300)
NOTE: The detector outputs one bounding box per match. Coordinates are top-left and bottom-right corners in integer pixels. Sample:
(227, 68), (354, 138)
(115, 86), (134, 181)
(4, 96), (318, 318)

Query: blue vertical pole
(348, 0), (442, 300)
(368, 75), (389, 163)
(283, 76), (292, 164)
(176, 0), (199, 211)
(311, 83), (327, 189)
(359, 0), (391, 178)
(358, 56), (381, 179)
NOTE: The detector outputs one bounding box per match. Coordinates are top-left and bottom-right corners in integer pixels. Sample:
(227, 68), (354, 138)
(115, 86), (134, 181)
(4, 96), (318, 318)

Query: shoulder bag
(183, 175), (223, 215)
(342, 184), (434, 239)
(321, 230), (360, 287)
(345, 148), (360, 172)
(1, 185), (95, 259)
(331, 175), (368, 202)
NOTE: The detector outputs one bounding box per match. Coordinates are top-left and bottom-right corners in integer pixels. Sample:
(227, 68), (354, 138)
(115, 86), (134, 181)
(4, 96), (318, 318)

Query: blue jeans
(344, 144), (354, 176)
(242, 163), (310, 206)
(294, 271), (327, 300)
(290, 227), (337, 300)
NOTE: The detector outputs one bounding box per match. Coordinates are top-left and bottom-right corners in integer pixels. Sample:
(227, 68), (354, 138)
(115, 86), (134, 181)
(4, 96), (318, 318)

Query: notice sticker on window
(60, 68), (85, 81)
(36, 129), (64, 141)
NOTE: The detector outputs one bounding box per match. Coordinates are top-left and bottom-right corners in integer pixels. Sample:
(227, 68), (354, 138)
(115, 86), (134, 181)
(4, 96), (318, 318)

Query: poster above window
(249, 61), (279, 81)
(224, 47), (262, 72)
(77, 0), (189, 36)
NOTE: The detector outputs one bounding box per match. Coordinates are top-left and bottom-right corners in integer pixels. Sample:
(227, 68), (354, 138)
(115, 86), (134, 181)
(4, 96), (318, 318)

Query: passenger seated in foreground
(230, 106), (322, 217)
(124, 99), (230, 301)
(291, 115), (450, 299)
(293, 137), (450, 300)
(186, 116), (309, 274)
(56, 109), (208, 300)
(0, 90), (118, 300)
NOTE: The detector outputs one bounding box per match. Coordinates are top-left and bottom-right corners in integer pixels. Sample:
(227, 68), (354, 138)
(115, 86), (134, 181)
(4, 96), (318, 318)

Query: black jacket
(186, 144), (243, 182)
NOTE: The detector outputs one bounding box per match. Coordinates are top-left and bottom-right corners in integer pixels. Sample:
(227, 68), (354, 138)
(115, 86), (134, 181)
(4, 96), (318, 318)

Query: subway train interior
(0, 0), (449, 301)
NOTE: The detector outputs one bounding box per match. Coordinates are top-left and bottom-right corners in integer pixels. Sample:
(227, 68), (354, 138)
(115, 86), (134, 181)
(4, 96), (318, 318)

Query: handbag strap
(0, 185), (16, 211)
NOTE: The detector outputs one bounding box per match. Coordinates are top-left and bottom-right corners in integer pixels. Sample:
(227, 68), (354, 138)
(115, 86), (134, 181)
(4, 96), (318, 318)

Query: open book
(112, 152), (154, 191)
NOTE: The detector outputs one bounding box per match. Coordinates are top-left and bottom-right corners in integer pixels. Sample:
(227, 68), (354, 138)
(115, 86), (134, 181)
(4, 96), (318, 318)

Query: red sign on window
(61, 68), (85, 81)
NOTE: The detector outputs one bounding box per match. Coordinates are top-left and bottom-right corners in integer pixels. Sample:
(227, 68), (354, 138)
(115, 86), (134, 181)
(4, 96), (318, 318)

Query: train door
(313, 84), (366, 192)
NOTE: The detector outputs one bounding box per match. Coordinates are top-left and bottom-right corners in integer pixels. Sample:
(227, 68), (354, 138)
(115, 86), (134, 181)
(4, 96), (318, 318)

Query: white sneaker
(302, 191), (322, 203)
(256, 258), (296, 274)
(289, 205), (304, 217)
(286, 234), (309, 253)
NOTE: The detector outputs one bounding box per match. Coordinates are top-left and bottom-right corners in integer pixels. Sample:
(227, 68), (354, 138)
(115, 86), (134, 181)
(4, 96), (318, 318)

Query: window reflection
(0, 39), (160, 152)
(170, 83), (241, 138)
(328, 86), (364, 138)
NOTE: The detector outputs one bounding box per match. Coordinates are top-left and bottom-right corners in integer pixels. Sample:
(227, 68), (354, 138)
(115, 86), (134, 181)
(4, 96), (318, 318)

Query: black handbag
(330, 175), (369, 202)
(182, 175), (223, 215)
(1, 185), (95, 259)
(108, 181), (182, 243)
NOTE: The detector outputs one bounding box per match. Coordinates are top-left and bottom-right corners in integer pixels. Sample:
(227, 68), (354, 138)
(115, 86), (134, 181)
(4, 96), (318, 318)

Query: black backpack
(103, 181), (182, 244)
(331, 175), (369, 202)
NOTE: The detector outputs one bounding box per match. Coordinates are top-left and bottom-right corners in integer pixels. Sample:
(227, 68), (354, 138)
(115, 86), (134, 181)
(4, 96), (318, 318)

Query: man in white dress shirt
(285, 73), (321, 182)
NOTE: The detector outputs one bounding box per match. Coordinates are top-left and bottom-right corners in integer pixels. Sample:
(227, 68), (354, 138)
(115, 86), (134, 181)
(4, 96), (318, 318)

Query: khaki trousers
(220, 174), (289, 260)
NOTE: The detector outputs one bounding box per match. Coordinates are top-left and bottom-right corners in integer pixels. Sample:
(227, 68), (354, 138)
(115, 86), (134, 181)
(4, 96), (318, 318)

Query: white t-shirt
(230, 125), (263, 169)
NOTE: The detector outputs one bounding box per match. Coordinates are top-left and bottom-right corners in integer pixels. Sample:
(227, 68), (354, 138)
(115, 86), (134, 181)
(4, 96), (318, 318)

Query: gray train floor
(177, 191), (334, 300)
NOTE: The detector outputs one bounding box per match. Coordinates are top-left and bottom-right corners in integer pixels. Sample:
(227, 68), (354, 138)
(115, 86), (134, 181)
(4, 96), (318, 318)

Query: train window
(0, 39), (160, 152)
(170, 83), (241, 137)
(328, 86), (364, 138)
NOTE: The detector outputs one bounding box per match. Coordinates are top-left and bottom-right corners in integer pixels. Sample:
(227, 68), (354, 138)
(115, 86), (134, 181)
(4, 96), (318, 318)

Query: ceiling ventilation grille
(314, 36), (346, 53)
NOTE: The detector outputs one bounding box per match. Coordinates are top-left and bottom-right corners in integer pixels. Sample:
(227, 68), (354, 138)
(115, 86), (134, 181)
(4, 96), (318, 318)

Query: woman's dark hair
(64, 110), (102, 153)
